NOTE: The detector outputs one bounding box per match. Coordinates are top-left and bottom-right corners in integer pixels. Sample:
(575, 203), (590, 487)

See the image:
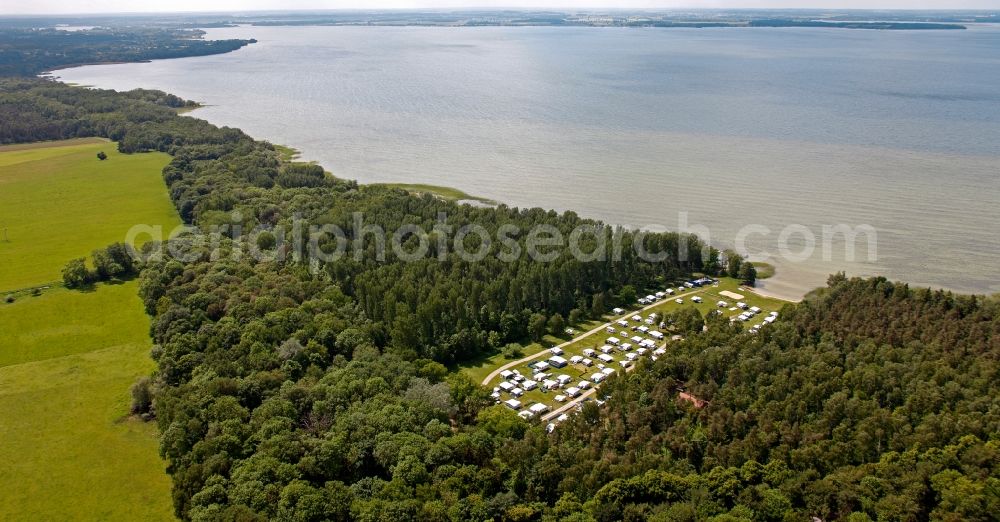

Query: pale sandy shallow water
(53, 25), (1000, 300)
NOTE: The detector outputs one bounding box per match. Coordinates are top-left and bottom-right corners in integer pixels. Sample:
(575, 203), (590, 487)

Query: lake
(53, 24), (1000, 299)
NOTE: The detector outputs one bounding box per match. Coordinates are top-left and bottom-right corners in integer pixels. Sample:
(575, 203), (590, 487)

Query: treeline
(0, 27), (254, 76)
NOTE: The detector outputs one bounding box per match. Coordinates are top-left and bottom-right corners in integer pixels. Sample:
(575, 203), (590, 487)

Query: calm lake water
(54, 25), (1000, 299)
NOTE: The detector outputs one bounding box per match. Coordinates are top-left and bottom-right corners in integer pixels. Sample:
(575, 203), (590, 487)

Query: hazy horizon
(4, 1), (1000, 16)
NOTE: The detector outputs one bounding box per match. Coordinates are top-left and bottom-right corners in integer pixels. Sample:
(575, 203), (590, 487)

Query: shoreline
(742, 284), (803, 304)
(43, 48), (997, 303)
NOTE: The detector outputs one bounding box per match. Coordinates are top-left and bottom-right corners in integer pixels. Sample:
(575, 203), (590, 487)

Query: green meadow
(377, 182), (496, 204)
(0, 283), (175, 521)
(0, 140), (177, 520)
(0, 138), (179, 292)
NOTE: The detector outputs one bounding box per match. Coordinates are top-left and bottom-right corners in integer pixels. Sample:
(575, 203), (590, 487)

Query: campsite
(477, 277), (789, 423)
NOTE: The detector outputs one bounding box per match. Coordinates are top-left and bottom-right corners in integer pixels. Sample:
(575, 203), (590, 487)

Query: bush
(4, 294), (13, 304)
(61, 258), (91, 288)
(130, 376), (154, 416)
(502, 343), (524, 360)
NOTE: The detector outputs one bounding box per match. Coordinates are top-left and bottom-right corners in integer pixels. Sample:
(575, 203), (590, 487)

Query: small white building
(630, 335), (644, 344)
(500, 370), (514, 380)
(499, 381), (515, 392)
(600, 345), (614, 354)
(605, 326), (616, 333)
(717, 300), (728, 308)
(510, 388), (524, 398)
(581, 358), (594, 367)
(666, 288), (675, 295)
(597, 353), (614, 363)
(692, 296), (703, 303)
(675, 298), (684, 304)
(522, 380), (538, 391)
(557, 413), (569, 422)
(617, 319), (629, 327)
(625, 352), (639, 361)
(578, 380), (591, 389)
(554, 394), (567, 402)
(550, 347), (564, 356)
(504, 399), (521, 410)
(557, 374), (573, 385)
(612, 307), (624, 314)
(534, 361), (550, 371)
(565, 386), (581, 398)
(529, 403), (550, 415)
(607, 336), (621, 345)
(549, 356), (568, 368)
(636, 347), (648, 356)
(750, 306), (762, 314)
(601, 367), (616, 376)
(637, 326), (649, 333)
(654, 347), (667, 355)
(591, 373), (606, 383)
(650, 331), (664, 340)
(569, 355), (583, 364)
(619, 343), (632, 352)
(518, 410), (533, 420)
(631, 315), (642, 322)
(583, 348), (596, 357)
(737, 302), (748, 310)
(655, 291), (665, 298)
(543, 379), (560, 390)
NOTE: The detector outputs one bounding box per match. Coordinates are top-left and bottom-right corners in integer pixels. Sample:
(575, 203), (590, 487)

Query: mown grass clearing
(378, 182), (496, 204)
(0, 282), (155, 368)
(0, 140), (179, 291)
(0, 282), (175, 521)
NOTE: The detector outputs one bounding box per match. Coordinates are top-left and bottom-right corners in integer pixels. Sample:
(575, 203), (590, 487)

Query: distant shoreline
(247, 20), (967, 31)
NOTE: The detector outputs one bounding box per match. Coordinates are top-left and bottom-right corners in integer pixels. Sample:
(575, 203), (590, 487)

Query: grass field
(0, 139), (177, 520)
(0, 282), (159, 368)
(0, 284), (176, 521)
(0, 139), (179, 291)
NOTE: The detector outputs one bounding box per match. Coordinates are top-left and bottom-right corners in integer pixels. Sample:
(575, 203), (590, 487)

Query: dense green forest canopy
(2, 70), (997, 520)
(0, 27), (253, 76)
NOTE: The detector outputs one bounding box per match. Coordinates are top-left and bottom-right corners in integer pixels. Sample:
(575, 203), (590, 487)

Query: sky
(4, 0), (999, 15)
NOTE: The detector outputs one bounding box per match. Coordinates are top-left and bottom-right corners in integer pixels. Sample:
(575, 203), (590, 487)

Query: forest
(0, 27), (254, 76)
(1, 75), (997, 521)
